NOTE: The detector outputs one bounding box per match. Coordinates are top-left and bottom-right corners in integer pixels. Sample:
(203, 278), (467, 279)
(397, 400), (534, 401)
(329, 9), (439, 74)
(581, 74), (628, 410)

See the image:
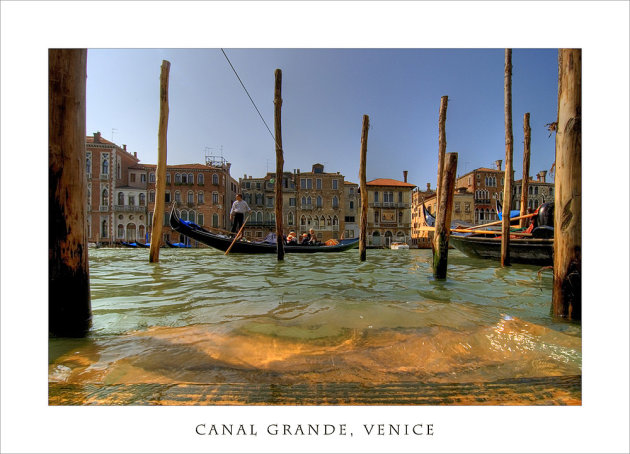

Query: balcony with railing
(114, 205), (146, 213)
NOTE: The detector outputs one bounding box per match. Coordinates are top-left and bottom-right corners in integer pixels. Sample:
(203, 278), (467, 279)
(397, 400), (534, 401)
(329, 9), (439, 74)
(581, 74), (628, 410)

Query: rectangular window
(374, 192), (379, 202)
(166, 173), (171, 184)
(130, 174), (136, 183)
(266, 197), (274, 207)
(316, 179), (322, 190)
(332, 179), (338, 190)
(398, 191), (402, 203)
(140, 174), (146, 183)
(149, 191), (155, 203)
(455, 202), (461, 212)
(198, 192), (204, 204)
(212, 193), (219, 204)
(289, 197), (296, 207)
(464, 202), (470, 213)
(300, 178), (312, 189)
(165, 191), (171, 203)
(149, 172), (156, 183)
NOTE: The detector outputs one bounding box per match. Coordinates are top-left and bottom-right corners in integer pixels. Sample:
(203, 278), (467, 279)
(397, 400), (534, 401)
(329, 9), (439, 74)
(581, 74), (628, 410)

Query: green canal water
(48, 247), (581, 404)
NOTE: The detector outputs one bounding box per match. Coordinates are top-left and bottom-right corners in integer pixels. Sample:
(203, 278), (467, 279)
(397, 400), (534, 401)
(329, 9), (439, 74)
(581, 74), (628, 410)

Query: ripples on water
(49, 248), (581, 389)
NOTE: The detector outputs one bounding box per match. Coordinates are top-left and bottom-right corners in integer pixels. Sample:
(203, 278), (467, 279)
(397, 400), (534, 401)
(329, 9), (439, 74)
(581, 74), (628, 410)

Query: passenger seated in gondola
(307, 228), (321, 246)
(286, 231), (298, 245)
(300, 233), (310, 245)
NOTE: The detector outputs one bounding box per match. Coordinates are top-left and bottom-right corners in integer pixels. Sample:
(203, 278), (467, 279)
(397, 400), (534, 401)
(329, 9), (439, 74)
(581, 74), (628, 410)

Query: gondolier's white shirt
(230, 200), (251, 215)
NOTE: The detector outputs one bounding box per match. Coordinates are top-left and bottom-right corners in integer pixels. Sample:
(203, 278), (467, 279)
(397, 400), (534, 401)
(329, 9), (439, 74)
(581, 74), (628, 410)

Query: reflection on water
(49, 248), (581, 404)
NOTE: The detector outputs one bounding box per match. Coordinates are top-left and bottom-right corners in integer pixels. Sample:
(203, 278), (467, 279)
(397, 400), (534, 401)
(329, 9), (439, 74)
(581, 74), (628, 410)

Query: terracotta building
(364, 174), (415, 247)
(145, 156), (235, 246)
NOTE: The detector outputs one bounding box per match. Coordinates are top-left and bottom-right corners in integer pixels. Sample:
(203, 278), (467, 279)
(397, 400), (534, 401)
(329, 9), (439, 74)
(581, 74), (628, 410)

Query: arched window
(333, 215), (338, 225)
(327, 216), (332, 226)
(187, 191), (194, 204)
(175, 173), (181, 184)
(166, 173), (171, 184)
(175, 190), (181, 202)
(197, 192), (204, 204)
(332, 196), (339, 208)
(307, 196), (312, 205)
(301, 215), (306, 226)
(117, 224), (124, 238)
(320, 215), (325, 227)
(181, 173), (187, 184)
(256, 211), (263, 222)
(197, 173), (204, 185)
(212, 213), (219, 228)
(316, 196), (322, 208)
(128, 195), (135, 206)
(101, 154), (109, 174)
(149, 172), (155, 183)
(138, 225), (145, 241)
(301, 196), (306, 206)
(307, 216), (312, 226)
(197, 213), (204, 226)
(212, 174), (219, 185)
(188, 173), (193, 183)
(139, 193), (146, 206)
(288, 212), (294, 225)
(101, 220), (108, 238)
(101, 189), (108, 206)
(180, 210), (188, 221)
(117, 192), (124, 205)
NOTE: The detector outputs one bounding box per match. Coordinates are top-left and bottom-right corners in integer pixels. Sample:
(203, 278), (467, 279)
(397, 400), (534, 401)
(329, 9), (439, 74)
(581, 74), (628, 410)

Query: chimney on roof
(123, 144), (127, 152)
(94, 131), (101, 143)
(426, 182), (431, 191)
(495, 160), (502, 171)
(133, 152), (137, 158)
(403, 170), (408, 183)
(539, 170), (547, 183)
(244, 174), (247, 179)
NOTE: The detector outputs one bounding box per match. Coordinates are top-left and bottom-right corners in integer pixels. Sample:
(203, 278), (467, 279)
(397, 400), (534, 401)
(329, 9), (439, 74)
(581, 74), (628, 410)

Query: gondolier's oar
(460, 212), (537, 231)
(224, 213), (251, 256)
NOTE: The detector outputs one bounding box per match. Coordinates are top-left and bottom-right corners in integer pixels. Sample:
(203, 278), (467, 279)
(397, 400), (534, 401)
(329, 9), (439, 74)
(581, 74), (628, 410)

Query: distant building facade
(364, 176), (415, 247)
(343, 181), (359, 239)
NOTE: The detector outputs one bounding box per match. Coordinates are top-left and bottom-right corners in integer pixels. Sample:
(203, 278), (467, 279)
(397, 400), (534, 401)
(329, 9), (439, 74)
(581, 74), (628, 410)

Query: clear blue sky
(86, 48), (558, 187)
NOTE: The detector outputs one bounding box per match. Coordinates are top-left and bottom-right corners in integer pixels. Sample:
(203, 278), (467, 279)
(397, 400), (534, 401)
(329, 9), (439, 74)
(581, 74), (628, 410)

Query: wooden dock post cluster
(359, 115), (369, 261)
(149, 60), (171, 263)
(49, 49), (92, 337)
(274, 69), (285, 260)
(519, 112), (531, 228)
(501, 49), (514, 267)
(552, 49), (581, 321)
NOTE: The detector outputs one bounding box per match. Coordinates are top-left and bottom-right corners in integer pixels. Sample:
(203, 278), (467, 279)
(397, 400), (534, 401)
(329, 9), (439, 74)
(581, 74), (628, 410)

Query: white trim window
(197, 191), (204, 204)
(198, 173), (204, 185)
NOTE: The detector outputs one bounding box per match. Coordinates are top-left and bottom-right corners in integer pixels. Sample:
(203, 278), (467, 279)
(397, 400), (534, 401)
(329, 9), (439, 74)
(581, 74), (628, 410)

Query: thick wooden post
(432, 153), (458, 279)
(435, 96), (448, 211)
(359, 115), (369, 261)
(553, 49), (581, 320)
(149, 60), (170, 263)
(501, 49), (514, 267)
(274, 69), (285, 260)
(49, 49), (91, 337)
(520, 112), (531, 228)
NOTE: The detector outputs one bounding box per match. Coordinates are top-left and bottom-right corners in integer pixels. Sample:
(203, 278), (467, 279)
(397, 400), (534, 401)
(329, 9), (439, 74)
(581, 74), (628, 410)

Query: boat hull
(449, 235), (553, 266)
(170, 209), (358, 254)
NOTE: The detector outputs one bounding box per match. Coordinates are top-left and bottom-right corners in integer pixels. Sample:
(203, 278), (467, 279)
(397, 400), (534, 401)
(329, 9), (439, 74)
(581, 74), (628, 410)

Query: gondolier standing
(230, 193), (252, 235)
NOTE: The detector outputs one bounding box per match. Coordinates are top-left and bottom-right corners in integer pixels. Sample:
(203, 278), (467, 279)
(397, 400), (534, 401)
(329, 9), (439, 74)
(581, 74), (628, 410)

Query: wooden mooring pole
(149, 60), (170, 263)
(359, 115), (369, 261)
(501, 49), (514, 267)
(49, 48), (91, 337)
(552, 49), (581, 321)
(520, 112), (531, 228)
(432, 153), (458, 279)
(435, 96), (448, 210)
(274, 69), (285, 260)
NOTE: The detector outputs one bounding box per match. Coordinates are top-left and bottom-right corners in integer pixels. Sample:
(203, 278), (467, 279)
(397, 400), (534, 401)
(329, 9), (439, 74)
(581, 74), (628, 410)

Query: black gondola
(448, 234), (553, 266)
(170, 208), (358, 254)
(121, 241), (149, 248)
(165, 239), (191, 248)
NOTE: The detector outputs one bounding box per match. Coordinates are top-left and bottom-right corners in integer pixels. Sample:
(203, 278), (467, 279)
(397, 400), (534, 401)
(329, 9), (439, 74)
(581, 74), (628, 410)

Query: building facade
(86, 132), (147, 246)
(343, 181), (359, 240)
(145, 156), (234, 246)
(364, 177), (415, 247)
(513, 170), (554, 211)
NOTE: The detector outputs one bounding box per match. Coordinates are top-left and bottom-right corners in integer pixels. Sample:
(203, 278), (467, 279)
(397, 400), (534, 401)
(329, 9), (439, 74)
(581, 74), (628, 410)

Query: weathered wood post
(274, 69), (285, 260)
(553, 49), (581, 320)
(435, 96), (448, 211)
(359, 115), (369, 261)
(49, 48), (91, 337)
(149, 60), (170, 263)
(501, 49), (514, 267)
(432, 153), (458, 279)
(520, 112), (531, 228)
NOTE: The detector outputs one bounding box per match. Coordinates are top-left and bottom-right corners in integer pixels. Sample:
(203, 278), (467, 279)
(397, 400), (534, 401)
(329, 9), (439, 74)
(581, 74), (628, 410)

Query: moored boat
(390, 241), (410, 250)
(170, 208), (358, 254)
(165, 239), (191, 248)
(448, 234), (553, 266)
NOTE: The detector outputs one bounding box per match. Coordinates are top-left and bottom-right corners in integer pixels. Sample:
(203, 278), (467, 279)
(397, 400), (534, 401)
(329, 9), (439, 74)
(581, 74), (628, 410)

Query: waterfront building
(86, 131), (147, 246)
(343, 181), (359, 239)
(513, 170), (554, 211)
(145, 155), (234, 246)
(239, 164), (346, 242)
(364, 174), (415, 247)
(410, 183), (436, 248)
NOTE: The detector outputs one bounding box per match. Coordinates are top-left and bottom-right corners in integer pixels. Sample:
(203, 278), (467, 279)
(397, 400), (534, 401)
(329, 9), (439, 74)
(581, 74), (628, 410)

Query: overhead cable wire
(220, 49), (278, 146)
